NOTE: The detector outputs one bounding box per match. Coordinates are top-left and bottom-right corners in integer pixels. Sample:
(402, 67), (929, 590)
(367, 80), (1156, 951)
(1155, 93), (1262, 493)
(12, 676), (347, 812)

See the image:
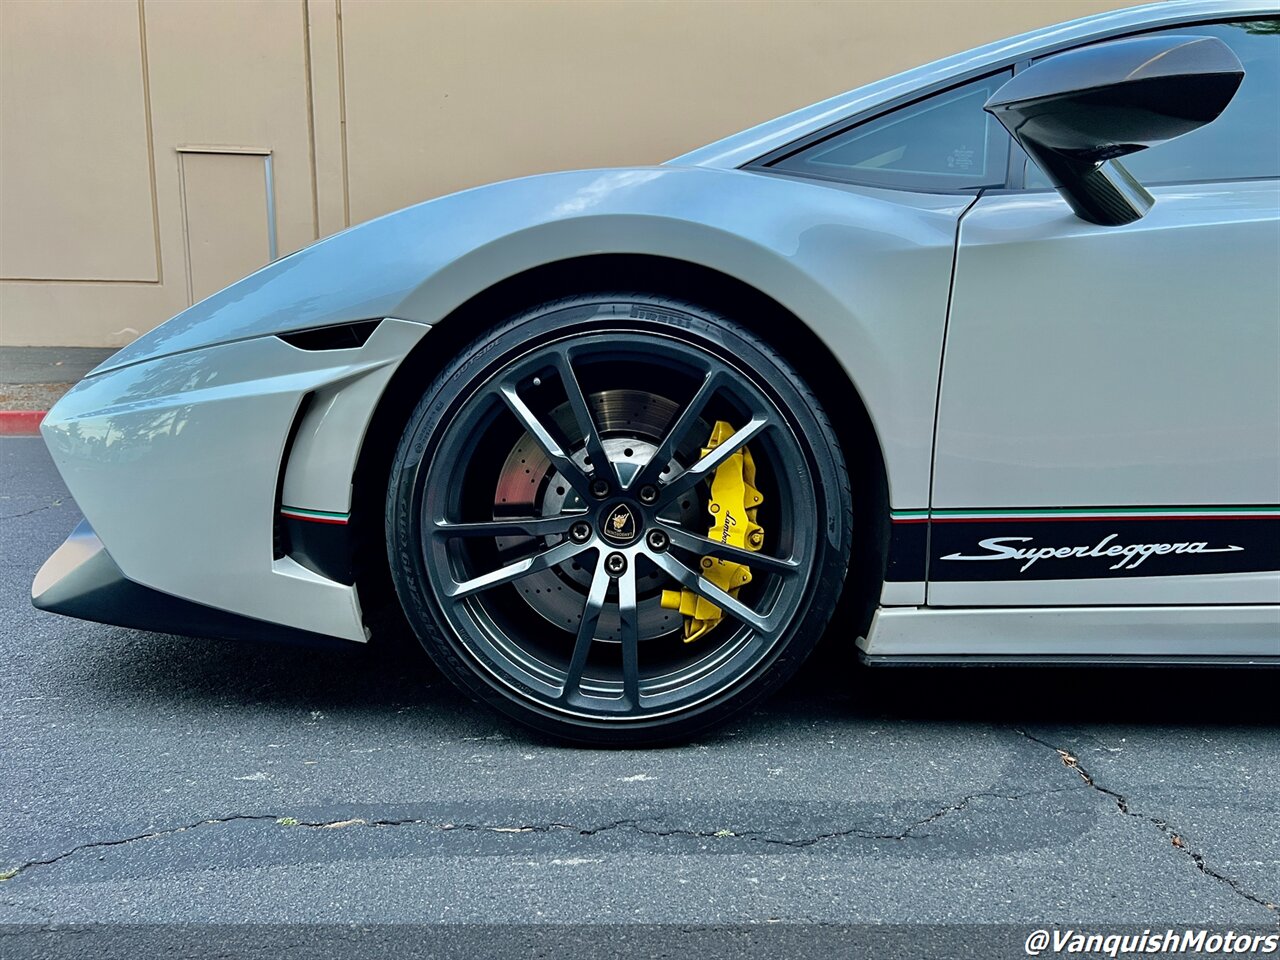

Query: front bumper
(33, 519), (351, 648)
(36, 318), (429, 643)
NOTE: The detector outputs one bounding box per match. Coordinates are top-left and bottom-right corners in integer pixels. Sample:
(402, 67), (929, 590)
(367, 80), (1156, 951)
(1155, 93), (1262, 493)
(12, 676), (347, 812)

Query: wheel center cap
(599, 501), (641, 546)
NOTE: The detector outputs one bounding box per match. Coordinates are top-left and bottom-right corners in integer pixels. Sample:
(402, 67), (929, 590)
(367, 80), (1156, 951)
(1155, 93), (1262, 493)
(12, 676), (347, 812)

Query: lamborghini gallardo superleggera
(34, 1), (1280, 743)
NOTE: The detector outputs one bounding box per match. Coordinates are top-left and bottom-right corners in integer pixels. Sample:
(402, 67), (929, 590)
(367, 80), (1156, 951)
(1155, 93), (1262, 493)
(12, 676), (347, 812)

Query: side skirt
(858, 604), (1280, 661)
(861, 654), (1279, 667)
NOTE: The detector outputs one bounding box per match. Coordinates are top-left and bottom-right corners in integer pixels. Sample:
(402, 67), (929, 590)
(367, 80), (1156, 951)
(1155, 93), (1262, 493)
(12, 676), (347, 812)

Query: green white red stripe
(890, 509), (929, 523)
(280, 506), (349, 525)
(892, 506), (1280, 524)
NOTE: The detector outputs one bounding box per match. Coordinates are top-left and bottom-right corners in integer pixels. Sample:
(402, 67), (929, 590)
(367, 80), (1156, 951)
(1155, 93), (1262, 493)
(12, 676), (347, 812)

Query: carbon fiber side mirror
(986, 35), (1244, 226)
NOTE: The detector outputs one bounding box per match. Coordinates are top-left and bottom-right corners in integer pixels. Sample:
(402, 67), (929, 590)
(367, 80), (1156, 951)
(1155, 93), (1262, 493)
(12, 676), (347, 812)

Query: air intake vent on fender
(277, 319), (382, 351)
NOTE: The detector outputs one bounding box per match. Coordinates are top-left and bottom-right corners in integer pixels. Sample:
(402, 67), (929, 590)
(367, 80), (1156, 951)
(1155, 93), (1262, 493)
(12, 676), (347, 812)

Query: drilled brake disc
(493, 389), (702, 641)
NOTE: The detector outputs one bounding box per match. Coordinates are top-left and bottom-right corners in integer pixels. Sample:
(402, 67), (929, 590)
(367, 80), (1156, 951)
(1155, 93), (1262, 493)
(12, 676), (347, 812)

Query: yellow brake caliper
(659, 420), (764, 642)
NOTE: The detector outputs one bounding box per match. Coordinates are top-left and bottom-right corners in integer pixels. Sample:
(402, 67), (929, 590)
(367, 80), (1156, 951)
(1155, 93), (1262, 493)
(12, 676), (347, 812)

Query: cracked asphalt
(2, 436), (1277, 939)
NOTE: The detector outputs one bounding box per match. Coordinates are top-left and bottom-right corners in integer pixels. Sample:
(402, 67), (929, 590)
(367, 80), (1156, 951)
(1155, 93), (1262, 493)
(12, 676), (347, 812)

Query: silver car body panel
(880, 581), (927, 607)
(929, 570), (1280, 607)
(860, 606), (1280, 659)
(35, 0), (1280, 661)
(937, 181), (1280, 511)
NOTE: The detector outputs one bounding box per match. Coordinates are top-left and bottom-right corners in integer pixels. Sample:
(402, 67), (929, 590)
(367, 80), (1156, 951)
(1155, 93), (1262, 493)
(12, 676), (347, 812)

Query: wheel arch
(352, 253), (889, 642)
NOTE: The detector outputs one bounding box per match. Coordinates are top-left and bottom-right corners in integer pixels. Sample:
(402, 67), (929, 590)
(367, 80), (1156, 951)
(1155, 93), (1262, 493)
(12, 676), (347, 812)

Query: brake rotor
(493, 389), (701, 641)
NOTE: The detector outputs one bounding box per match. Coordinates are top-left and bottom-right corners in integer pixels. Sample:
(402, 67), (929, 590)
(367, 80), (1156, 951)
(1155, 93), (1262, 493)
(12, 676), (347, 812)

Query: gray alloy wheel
(387, 294), (852, 745)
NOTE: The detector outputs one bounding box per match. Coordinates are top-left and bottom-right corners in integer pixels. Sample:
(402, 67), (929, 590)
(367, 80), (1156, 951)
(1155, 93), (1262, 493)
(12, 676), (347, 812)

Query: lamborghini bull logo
(942, 534), (1243, 573)
(601, 504), (638, 545)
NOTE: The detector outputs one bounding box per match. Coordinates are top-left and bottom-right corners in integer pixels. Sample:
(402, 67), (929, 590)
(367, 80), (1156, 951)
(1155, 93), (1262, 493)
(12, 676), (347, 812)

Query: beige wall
(0, 0), (1137, 347)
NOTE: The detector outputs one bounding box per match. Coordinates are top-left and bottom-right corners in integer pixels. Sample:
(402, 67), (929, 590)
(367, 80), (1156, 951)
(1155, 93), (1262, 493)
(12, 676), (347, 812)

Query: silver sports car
(33, 1), (1280, 744)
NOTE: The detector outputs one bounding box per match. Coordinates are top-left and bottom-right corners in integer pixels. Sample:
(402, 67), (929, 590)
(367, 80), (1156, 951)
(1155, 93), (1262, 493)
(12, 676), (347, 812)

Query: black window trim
(1003, 59), (1033, 192)
(746, 68), (1015, 196)
(743, 15), (1279, 195)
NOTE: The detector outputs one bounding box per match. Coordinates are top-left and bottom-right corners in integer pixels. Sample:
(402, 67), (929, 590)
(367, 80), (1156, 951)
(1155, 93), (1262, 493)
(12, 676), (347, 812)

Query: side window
(770, 72), (1012, 191)
(1027, 19), (1280, 187)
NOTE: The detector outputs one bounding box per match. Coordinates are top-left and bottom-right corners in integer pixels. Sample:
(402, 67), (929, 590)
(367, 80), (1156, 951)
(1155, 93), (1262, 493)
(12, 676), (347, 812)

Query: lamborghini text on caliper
(660, 420), (764, 642)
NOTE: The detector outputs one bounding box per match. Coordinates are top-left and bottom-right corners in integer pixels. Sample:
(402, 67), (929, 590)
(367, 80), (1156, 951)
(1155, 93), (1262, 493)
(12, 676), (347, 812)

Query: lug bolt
(605, 552), (628, 577)
(638, 485), (658, 505)
(569, 521), (592, 543)
(590, 479), (610, 499)
(646, 529), (669, 552)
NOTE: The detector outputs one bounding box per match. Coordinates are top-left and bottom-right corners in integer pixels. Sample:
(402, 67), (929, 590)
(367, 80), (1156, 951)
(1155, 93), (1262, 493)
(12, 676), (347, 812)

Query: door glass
(772, 72), (1012, 191)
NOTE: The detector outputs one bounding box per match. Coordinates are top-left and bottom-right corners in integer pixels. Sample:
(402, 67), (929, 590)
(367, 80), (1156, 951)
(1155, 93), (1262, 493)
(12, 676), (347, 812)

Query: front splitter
(33, 519), (352, 649)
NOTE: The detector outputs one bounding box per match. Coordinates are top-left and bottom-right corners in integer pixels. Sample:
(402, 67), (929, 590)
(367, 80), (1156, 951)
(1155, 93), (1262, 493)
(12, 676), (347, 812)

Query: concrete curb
(0, 410), (46, 436)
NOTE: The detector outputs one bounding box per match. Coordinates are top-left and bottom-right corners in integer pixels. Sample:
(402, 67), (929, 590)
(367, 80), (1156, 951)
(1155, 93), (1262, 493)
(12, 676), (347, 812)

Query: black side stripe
(887, 511), (1279, 582)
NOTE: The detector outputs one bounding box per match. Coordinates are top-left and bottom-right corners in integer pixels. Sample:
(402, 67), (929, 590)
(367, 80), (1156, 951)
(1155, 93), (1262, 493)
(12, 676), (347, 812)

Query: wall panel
(0, 0), (158, 282)
(179, 151), (273, 304)
(143, 0), (314, 259)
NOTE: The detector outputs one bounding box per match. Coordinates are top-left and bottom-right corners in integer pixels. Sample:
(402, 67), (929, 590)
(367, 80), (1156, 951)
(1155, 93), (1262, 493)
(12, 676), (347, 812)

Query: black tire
(387, 294), (852, 745)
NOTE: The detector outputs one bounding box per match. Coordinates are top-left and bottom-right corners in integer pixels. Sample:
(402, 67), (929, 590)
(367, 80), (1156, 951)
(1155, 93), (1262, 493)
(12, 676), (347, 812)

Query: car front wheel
(387, 293), (852, 745)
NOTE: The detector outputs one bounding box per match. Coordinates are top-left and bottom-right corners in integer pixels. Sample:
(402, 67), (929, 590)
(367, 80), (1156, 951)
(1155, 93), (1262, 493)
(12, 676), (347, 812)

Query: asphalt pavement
(1, 436), (1276, 956)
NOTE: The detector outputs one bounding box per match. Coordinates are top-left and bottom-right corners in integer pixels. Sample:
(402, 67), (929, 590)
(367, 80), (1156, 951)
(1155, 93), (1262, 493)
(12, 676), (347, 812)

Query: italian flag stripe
(280, 506), (350, 525)
(892, 506), (1279, 523)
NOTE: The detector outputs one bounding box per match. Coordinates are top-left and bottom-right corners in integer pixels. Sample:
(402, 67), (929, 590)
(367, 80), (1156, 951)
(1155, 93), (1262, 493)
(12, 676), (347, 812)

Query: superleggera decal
(941, 534), (1243, 573)
(888, 508), (1280, 582)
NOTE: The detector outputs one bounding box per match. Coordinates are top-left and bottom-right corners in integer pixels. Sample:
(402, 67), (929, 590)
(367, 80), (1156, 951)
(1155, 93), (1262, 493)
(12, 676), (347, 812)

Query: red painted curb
(0, 410), (46, 436)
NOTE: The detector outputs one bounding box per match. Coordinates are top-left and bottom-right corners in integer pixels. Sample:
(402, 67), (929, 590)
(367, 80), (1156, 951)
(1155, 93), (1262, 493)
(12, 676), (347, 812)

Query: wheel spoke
(551, 349), (616, 490)
(630, 367), (729, 490)
(498, 383), (593, 497)
(656, 521), (801, 575)
(617, 565), (641, 707)
(648, 551), (777, 634)
(560, 552), (609, 701)
(432, 515), (578, 539)
(447, 537), (590, 599)
(657, 415), (769, 503)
